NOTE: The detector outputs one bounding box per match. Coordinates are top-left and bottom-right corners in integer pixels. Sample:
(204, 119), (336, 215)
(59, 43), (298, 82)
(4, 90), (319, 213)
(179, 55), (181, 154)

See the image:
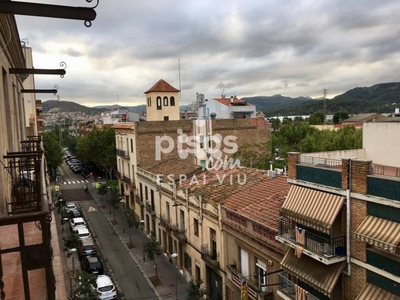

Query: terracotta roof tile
(179, 167), (268, 205)
(223, 176), (290, 231)
(213, 96), (253, 107)
(144, 79), (180, 94)
(144, 158), (201, 179)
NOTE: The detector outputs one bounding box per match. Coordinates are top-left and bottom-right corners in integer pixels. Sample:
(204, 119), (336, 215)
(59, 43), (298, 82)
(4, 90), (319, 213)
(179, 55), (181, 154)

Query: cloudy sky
(15, 0), (400, 107)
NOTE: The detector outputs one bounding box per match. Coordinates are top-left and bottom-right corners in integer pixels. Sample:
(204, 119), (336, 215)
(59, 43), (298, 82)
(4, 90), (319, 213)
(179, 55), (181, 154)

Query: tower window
(163, 96), (168, 106)
(170, 96), (175, 106)
(157, 97), (162, 110)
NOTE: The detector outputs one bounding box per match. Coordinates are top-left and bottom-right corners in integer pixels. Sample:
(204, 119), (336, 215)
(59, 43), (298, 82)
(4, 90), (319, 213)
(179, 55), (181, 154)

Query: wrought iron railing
(122, 175), (131, 185)
(278, 272), (319, 300)
(298, 155), (342, 169)
(0, 137), (55, 299)
(372, 163), (400, 178)
(172, 224), (187, 242)
(160, 214), (172, 230)
(277, 218), (346, 258)
(116, 149), (129, 159)
(201, 244), (219, 269)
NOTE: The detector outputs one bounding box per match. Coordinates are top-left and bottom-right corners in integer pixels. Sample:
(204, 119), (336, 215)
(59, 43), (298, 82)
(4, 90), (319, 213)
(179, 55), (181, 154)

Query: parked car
(74, 227), (91, 240)
(73, 166), (85, 174)
(78, 238), (97, 257)
(81, 256), (103, 275)
(70, 217), (86, 231)
(65, 202), (77, 212)
(91, 275), (117, 300)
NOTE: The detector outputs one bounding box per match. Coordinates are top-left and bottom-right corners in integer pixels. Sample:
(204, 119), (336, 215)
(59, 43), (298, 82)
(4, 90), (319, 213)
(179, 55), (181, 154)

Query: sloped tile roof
(223, 176), (289, 231)
(112, 122), (134, 129)
(213, 96), (253, 107)
(144, 79), (180, 94)
(145, 158), (201, 179)
(179, 167), (268, 205)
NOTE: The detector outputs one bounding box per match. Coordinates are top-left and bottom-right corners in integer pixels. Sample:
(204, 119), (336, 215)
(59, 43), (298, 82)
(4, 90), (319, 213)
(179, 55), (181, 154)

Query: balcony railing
(227, 264), (273, 299)
(278, 272), (319, 300)
(1, 136), (56, 299)
(277, 218), (346, 258)
(122, 175), (131, 185)
(172, 224), (187, 242)
(115, 170), (121, 178)
(116, 149), (129, 159)
(372, 163), (400, 178)
(298, 155), (342, 169)
(160, 214), (172, 231)
(145, 203), (156, 216)
(201, 244), (219, 270)
(135, 195), (142, 204)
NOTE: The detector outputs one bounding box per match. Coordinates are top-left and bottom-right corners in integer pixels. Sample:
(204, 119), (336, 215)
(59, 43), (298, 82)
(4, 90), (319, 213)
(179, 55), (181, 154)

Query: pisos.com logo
(155, 127), (246, 186)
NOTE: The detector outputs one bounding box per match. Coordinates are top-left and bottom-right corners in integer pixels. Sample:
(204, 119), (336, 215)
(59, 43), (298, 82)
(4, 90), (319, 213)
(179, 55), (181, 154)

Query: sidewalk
(90, 186), (190, 300)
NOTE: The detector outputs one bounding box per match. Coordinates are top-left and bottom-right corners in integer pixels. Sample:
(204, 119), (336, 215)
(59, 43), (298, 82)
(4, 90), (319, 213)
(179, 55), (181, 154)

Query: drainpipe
(346, 159), (351, 276)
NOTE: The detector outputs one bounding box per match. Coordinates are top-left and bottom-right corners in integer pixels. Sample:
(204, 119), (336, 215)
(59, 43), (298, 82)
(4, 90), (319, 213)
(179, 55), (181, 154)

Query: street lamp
(171, 253), (178, 300)
(69, 248), (77, 298)
(120, 198), (126, 219)
(62, 217), (69, 232)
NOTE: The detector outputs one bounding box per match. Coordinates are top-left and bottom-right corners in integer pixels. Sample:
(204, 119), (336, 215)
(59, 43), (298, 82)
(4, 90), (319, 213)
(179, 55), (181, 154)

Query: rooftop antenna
(323, 88), (327, 125)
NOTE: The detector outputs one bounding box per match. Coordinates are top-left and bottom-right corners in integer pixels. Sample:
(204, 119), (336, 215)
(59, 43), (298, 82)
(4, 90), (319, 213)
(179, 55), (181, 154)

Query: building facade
(145, 79), (180, 121)
(275, 122), (400, 300)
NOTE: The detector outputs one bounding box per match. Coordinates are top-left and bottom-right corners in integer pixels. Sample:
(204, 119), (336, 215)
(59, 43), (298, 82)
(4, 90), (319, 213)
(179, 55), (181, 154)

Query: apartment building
(222, 175), (289, 300)
(0, 14), (60, 300)
(275, 122), (400, 300)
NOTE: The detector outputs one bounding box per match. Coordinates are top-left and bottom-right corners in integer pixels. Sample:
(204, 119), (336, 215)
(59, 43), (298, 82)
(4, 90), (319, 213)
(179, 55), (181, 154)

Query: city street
(56, 161), (190, 299)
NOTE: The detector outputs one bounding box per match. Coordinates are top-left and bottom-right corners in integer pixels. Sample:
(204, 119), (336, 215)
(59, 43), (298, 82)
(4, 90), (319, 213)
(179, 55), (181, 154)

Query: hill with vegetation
(262, 82), (400, 116)
(44, 82), (400, 116)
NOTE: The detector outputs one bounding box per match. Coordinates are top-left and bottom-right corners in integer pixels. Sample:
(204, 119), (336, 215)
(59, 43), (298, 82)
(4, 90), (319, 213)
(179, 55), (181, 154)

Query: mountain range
(43, 82), (400, 116)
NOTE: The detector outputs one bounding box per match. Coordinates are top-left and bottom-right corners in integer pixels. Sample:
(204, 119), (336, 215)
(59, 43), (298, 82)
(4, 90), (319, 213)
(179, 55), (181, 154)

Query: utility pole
(323, 89), (327, 125)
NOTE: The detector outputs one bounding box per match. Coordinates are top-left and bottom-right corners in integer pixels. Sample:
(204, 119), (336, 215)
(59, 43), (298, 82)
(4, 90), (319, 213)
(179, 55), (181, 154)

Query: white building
(203, 96), (256, 119)
(100, 107), (140, 125)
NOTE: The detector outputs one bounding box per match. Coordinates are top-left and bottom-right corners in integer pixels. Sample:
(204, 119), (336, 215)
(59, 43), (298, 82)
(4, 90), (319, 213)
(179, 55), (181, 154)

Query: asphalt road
(80, 200), (158, 299)
(58, 161), (157, 299)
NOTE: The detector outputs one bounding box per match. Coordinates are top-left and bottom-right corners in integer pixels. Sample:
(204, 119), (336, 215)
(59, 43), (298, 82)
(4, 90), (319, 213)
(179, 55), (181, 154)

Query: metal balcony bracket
(10, 61), (67, 78)
(0, 0), (99, 27)
(21, 89), (57, 94)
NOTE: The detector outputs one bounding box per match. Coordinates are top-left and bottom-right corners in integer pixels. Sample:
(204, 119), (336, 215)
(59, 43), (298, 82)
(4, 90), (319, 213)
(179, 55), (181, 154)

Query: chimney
(230, 96), (234, 104)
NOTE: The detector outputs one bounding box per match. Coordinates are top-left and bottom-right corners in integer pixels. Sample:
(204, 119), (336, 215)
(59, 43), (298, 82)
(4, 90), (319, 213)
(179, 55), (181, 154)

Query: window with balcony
(145, 186), (148, 200)
(184, 253), (192, 272)
(240, 248), (249, 277)
(139, 183), (143, 200)
(180, 209), (185, 230)
(150, 190), (155, 211)
(256, 259), (267, 292)
(130, 139), (133, 152)
(166, 202), (170, 221)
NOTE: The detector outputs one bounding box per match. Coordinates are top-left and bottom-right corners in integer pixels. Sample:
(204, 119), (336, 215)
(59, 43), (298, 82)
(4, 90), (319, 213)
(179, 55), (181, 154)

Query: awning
(354, 215), (400, 253)
(281, 248), (345, 297)
(355, 283), (399, 300)
(281, 185), (345, 233)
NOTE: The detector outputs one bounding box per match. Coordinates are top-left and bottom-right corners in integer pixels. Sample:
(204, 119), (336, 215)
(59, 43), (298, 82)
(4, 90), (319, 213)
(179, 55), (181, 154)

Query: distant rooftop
(213, 96), (253, 107)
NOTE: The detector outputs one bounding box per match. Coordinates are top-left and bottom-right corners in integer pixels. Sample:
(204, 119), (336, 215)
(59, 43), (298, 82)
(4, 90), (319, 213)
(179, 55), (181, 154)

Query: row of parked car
(64, 151), (91, 177)
(65, 202), (117, 300)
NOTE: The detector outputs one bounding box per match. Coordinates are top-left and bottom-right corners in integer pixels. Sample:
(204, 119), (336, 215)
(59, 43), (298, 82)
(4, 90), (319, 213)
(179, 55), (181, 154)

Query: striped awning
(281, 248), (345, 297)
(354, 216), (400, 253)
(281, 185), (345, 234)
(355, 283), (399, 300)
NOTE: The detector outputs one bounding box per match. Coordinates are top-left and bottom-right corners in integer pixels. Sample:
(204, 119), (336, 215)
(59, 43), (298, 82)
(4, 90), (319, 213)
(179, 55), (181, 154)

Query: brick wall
(287, 152), (300, 179)
(136, 118), (270, 168)
(343, 263), (366, 300)
(350, 160), (372, 194)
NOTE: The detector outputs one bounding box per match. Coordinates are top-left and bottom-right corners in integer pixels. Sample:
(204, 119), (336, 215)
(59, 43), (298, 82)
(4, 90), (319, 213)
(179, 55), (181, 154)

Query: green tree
(76, 126), (116, 179)
(63, 232), (80, 251)
(107, 187), (121, 224)
(126, 209), (138, 248)
(97, 183), (108, 208)
(143, 235), (162, 278)
(74, 271), (97, 300)
(42, 131), (64, 175)
(186, 279), (207, 300)
(309, 111), (325, 125)
(333, 111), (349, 124)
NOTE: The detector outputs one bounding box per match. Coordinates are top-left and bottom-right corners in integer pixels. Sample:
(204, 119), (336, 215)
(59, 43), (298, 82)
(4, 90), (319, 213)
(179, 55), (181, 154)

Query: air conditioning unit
(267, 170), (275, 177)
(274, 168), (283, 175)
